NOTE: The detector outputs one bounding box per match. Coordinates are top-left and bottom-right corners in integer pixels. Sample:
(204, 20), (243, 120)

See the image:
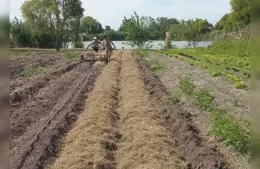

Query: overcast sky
(9, 0), (231, 29)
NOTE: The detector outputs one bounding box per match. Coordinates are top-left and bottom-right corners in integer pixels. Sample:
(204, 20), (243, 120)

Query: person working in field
(85, 37), (102, 53)
(102, 35), (116, 63)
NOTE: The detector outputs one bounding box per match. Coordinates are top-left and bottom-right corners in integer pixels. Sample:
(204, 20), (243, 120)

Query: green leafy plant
(179, 76), (196, 96)
(148, 59), (165, 76)
(210, 109), (250, 154)
(193, 88), (215, 111)
(211, 71), (222, 77)
(234, 81), (245, 89)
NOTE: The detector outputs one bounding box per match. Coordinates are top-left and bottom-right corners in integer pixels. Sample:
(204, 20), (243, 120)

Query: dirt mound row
(11, 62), (93, 157)
(10, 60), (80, 108)
(11, 62), (103, 169)
(10, 63), (87, 143)
(136, 56), (228, 169)
(48, 51), (122, 169)
(116, 51), (184, 169)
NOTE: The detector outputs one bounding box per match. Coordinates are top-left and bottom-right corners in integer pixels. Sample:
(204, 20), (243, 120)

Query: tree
(170, 19), (212, 47)
(230, 0), (250, 25)
(21, 0), (84, 51)
(80, 16), (103, 35)
(122, 12), (152, 49)
(105, 25), (111, 31)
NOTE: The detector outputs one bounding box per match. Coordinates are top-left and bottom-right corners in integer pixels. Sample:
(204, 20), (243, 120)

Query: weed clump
(210, 109), (250, 154)
(193, 89), (215, 111)
(148, 59), (165, 76)
(179, 76), (195, 96)
(23, 66), (44, 76)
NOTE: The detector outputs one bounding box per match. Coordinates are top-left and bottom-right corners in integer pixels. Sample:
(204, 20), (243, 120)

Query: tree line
(10, 0), (250, 50)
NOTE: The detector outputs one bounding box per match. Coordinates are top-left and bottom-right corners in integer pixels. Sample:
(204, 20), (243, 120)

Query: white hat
(93, 37), (97, 40)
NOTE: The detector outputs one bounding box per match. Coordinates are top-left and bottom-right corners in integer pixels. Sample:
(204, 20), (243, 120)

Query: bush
(74, 41), (84, 48)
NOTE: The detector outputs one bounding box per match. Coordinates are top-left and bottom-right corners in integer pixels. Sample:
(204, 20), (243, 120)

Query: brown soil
(10, 60), (80, 109)
(136, 56), (228, 169)
(10, 52), (61, 79)
(10, 60), (103, 169)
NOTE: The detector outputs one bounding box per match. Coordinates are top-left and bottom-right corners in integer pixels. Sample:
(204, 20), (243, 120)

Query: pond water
(67, 40), (212, 49)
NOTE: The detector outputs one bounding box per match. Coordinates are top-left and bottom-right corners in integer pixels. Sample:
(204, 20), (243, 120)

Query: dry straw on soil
(47, 51), (122, 169)
(116, 51), (185, 169)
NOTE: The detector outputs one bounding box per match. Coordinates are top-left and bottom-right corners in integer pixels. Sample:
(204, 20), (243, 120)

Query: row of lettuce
(157, 40), (250, 89)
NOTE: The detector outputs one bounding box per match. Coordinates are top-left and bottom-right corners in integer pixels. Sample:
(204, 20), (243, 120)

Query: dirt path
(144, 53), (249, 169)
(10, 61), (103, 169)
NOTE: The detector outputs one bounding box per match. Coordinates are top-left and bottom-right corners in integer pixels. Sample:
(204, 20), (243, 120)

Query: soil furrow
(10, 62), (90, 147)
(10, 53), (61, 79)
(116, 51), (185, 169)
(48, 51), (122, 169)
(10, 62), (103, 169)
(10, 60), (80, 109)
(136, 56), (228, 169)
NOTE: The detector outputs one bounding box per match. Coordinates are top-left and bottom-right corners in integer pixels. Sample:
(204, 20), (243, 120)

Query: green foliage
(10, 18), (55, 48)
(148, 59), (165, 76)
(122, 12), (152, 49)
(23, 66), (44, 76)
(234, 81), (245, 89)
(136, 49), (149, 58)
(80, 16), (103, 34)
(179, 76), (196, 96)
(210, 109), (250, 154)
(170, 19), (212, 45)
(193, 89), (215, 111)
(208, 40), (250, 58)
(74, 41), (84, 48)
(215, 0), (250, 31)
(19, 0), (84, 50)
(211, 71), (222, 77)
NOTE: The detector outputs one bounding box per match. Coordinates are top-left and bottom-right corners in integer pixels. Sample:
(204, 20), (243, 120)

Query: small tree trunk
(165, 31), (172, 49)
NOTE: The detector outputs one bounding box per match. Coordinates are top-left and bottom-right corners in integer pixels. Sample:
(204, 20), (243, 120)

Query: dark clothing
(92, 46), (99, 52)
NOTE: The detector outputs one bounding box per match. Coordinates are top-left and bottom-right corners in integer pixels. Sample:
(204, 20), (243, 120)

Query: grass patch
(23, 66), (44, 76)
(62, 51), (79, 61)
(210, 109), (250, 154)
(178, 76), (250, 154)
(147, 59), (165, 76)
(137, 49), (149, 58)
(193, 89), (215, 111)
(179, 76), (195, 96)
